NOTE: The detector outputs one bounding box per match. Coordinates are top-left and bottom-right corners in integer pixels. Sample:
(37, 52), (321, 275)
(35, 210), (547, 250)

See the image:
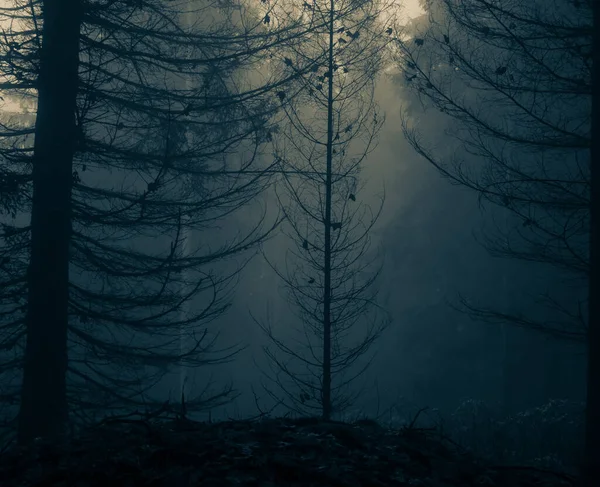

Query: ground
(0, 415), (578, 486)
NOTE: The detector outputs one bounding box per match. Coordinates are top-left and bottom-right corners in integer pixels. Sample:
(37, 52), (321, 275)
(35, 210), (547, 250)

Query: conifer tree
(254, 0), (393, 420)
(0, 0), (325, 443)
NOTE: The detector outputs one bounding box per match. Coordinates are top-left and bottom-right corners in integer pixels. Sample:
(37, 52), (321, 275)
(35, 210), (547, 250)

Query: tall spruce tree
(395, 0), (591, 339)
(0, 0), (327, 443)
(253, 0), (393, 420)
(393, 0), (596, 477)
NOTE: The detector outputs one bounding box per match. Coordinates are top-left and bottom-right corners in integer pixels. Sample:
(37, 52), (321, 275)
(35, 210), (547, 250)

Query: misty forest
(0, 0), (597, 485)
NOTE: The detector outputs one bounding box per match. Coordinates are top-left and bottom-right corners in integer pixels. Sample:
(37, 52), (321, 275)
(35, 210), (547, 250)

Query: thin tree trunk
(18, 0), (81, 444)
(584, 0), (600, 481)
(321, 0), (336, 421)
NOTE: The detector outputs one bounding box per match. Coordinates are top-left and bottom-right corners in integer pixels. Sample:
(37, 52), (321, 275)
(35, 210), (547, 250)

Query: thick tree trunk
(18, 0), (81, 444)
(584, 0), (600, 481)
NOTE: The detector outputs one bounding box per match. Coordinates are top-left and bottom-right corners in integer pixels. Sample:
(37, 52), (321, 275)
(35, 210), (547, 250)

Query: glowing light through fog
(0, 0), (426, 114)
(398, 0), (425, 25)
(0, 0), (33, 113)
(383, 0), (425, 73)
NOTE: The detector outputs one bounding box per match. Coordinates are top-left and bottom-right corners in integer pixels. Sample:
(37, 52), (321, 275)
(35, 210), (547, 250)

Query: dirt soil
(0, 415), (578, 486)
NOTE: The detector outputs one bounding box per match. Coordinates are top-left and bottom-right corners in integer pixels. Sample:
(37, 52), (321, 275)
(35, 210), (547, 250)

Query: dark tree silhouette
(0, 0), (330, 444)
(253, 0), (393, 420)
(393, 0), (596, 478)
(585, 0), (599, 480)
(394, 0), (591, 342)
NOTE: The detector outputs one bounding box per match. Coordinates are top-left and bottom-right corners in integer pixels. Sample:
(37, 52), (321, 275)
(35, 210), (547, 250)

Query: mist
(0, 0), (590, 479)
(183, 61), (584, 425)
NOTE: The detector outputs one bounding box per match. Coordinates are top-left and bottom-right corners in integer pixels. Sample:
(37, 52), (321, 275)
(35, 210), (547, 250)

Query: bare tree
(0, 0), (334, 443)
(252, 0), (393, 421)
(393, 0), (591, 341)
(392, 0), (597, 478)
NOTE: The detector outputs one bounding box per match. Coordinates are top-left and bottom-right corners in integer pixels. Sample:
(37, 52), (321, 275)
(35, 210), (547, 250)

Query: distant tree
(393, 0), (597, 479)
(394, 0), (591, 342)
(253, 0), (393, 420)
(585, 0), (599, 481)
(0, 0), (329, 444)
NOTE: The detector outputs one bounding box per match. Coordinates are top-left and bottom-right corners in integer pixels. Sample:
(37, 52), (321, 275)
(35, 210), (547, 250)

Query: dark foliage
(0, 413), (578, 487)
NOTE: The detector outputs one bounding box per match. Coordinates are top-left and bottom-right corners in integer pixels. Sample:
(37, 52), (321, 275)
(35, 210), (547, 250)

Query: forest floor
(0, 414), (579, 486)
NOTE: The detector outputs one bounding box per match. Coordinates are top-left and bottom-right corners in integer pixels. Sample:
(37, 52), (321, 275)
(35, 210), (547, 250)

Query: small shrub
(445, 398), (584, 472)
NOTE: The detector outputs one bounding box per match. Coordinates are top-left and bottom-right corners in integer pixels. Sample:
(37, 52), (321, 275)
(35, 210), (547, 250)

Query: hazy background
(156, 2), (587, 422)
(0, 0), (586, 442)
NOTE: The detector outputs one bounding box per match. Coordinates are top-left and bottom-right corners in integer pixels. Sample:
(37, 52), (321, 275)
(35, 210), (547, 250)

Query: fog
(0, 0), (587, 462)
(170, 59), (586, 422)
